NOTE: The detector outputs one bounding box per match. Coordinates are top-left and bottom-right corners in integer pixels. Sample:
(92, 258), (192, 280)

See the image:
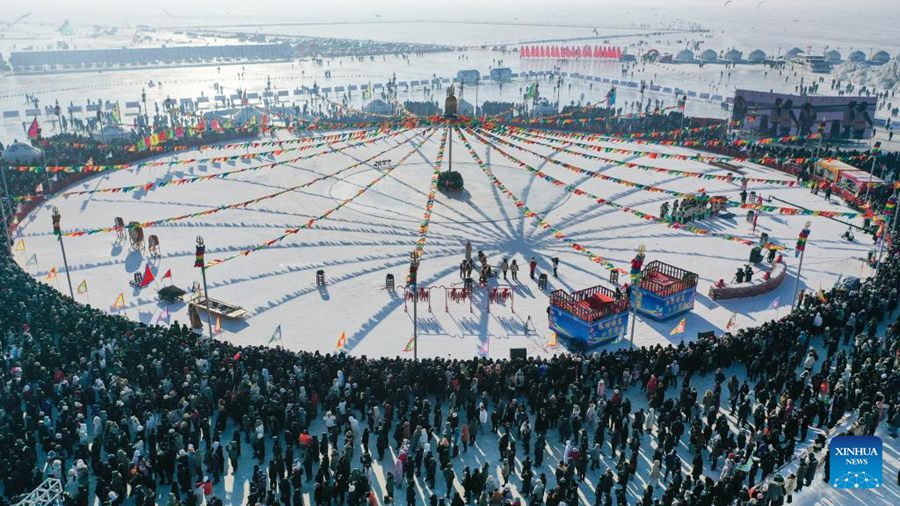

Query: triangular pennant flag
(268, 324), (283, 344)
(725, 313), (737, 331)
(14, 239), (25, 252)
(76, 279), (88, 295)
(27, 117), (39, 139)
(162, 269), (172, 280)
(403, 337), (415, 352)
(26, 253), (38, 266)
(214, 315), (222, 334)
(669, 317), (686, 336)
(112, 292), (125, 309)
(35, 182), (44, 194)
(45, 267), (57, 280)
(336, 330), (347, 350)
(548, 332), (558, 347)
(767, 297), (781, 310)
(139, 263), (155, 288)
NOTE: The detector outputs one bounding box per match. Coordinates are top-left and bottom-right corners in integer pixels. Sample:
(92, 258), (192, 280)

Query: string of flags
(56, 129), (402, 198)
(464, 129), (777, 250)
(412, 128), (449, 259)
(493, 126), (809, 186)
(457, 128), (626, 274)
(112, 292), (125, 309)
(336, 330), (347, 351)
(204, 130), (436, 268)
(54, 131), (426, 238)
(7, 127), (397, 175)
(76, 280), (88, 295)
(403, 337), (415, 352)
(476, 129), (864, 220)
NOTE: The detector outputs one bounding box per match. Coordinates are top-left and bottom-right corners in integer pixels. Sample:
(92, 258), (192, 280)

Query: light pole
(51, 207), (75, 299)
(875, 191), (897, 273)
(0, 164), (12, 223)
(628, 244), (646, 344)
(195, 236), (214, 338)
(0, 195), (11, 251)
(791, 221), (811, 311)
(556, 74), (562, 113)
(864, 141), (881, 203)
(475, 75), (480, 116)
(409, 251), (420, 360)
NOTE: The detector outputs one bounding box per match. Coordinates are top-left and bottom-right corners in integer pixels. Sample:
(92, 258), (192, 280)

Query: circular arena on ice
(10, 106), (882, 359)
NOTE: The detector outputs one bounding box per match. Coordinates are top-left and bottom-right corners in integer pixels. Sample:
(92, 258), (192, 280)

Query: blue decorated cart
(634, 260), (698, 321)
(549, 285), (629, 348)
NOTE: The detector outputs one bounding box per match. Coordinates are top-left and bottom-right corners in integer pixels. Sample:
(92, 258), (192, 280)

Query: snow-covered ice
(12, 126), (876, 358)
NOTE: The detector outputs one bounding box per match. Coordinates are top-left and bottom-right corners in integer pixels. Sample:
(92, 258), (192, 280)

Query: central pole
(447, 127), (453, 172)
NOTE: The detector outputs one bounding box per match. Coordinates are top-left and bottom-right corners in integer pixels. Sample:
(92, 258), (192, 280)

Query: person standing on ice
(529, 257), (538, 280)
(510, 260), (519, 281)
(465, 241), (472, 263)
(500, 258), (509, 280)
(551, 257), (559, 277)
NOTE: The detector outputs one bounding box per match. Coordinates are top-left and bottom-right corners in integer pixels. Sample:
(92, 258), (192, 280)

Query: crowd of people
(1, 127), (899, 506)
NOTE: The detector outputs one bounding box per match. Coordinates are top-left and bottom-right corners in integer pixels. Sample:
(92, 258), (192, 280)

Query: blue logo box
(830, 435), (882, 489)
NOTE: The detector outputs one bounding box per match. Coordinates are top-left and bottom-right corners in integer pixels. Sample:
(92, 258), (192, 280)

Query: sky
(6, 1), (899, 26)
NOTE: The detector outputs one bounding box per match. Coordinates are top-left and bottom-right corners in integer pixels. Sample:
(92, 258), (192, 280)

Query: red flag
(139, 264), (155, 288)
(162, 269), (172, 279)
(233, 352), (241, 361)
(27, 118), (40, 139)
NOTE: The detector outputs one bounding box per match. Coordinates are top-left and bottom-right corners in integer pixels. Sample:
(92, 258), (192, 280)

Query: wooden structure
(709, 261), (786, 300)
(189, 292), (247, 319)
(114, 217), (126, 243)
(148, 234), (160, 259)
(634, 261), (698, 321)
(549, 284), (629, 348)
(127, 221), (144, 252)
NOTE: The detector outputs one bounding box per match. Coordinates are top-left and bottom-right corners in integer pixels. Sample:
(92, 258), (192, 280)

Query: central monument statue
(444, 85), (458, 118)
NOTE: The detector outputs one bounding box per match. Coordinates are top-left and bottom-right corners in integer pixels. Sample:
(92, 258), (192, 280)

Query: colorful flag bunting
(336, 330), (347, 350)
(76, 279), (88, 295)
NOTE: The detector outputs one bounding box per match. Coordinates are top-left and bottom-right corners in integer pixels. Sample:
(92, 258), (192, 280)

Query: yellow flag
(112, 292), (125, 309)
(45, 267), (58, 280)
(77, 280), (88, 295)
(548, 332), (558, 347)
(14, 239), (25, 252)
(214, 315), (222, 334)
(669, 317), (686, 336)
(336, 330), (347, 350)
(150, 133), (159, 146)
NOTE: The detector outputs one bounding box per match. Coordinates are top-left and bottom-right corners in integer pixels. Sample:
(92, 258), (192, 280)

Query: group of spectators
(0, 127), (898, 506)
